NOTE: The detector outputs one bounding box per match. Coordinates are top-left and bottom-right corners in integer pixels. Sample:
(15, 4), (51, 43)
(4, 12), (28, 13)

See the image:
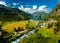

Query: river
(11, 21), (41, 43)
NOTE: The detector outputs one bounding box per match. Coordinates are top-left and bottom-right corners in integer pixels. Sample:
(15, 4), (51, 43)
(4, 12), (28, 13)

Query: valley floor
(0, 20), (60, 43)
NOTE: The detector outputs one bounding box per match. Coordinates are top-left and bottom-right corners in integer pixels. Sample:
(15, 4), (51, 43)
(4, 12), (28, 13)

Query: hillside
(47, 3), (60, 21)
(0, 4), (32, 21)
(32, 11), (47, 20)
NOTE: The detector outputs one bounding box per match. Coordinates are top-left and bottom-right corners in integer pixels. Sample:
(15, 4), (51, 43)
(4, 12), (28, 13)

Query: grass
(20, 25), (59, 43)
(38, 23), (60, 40)
(28, 20), (39, 28)
(1, 20), (39, 32)
(2, 20), (28, 32)
(1, 20), (60, 43)
(38, 26), (47, 38)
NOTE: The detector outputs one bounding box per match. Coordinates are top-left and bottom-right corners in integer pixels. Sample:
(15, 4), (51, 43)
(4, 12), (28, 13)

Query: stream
(11, 22), (40, 43)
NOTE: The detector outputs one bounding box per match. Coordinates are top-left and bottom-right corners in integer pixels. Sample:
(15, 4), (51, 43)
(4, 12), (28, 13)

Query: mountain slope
(47, 3), (60, 20)
(32, 11), (47, 20)
(0, 5), (32, 21)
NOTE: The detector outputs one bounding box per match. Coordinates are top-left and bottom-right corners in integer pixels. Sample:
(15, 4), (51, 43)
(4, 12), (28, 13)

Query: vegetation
(2, 21), (28, 32)
(0, 20), (40, 43)
(0, 5), (32, 21)
(0, 2), (60, 43)
(19, 22), (60, 43)
(26, 20), (39, 30)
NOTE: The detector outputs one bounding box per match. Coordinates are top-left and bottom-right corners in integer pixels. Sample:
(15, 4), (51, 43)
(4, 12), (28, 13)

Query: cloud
(19, 5), (24, 9)
(23, 8), (37, 13)
(20, 5), (24, 8)
(18, 5), (36, 13)
(33, 5), (37, 9)
(18, 5), (51, 13)
(0, 1), (7, 6)
(38, 5), (51, 13)
(38, 5), (46, 11)
(13, 3), (19, 8)
(24, 8), (31, 11)
(25, 5), (29, 6)
(43, 8), (51, 13)
(13, 3), (19, 6)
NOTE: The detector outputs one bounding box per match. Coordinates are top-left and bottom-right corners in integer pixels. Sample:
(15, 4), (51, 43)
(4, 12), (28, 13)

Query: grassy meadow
(0, 20), (39, 32)
(19, 21), (60, 43)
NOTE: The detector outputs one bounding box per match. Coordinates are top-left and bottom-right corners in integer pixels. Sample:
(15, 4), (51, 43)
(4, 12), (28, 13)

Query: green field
(0, 20), (60, 43)
(0, 20), (39, 32)
(19, 22), (60, 43)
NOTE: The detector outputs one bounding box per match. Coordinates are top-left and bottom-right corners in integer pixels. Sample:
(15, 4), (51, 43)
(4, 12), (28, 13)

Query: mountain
(0, 4), (32, 21)
(32, 11), (47, 20)
(47, 3), (60, 20)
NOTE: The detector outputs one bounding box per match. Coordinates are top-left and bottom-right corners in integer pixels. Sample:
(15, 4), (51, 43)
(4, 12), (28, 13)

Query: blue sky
(58, 0), (60, 2)
(0, 0), (58, 13)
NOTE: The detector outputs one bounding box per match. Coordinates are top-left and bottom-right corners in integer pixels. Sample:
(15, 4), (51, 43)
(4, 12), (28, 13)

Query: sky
(0, 0), (58, 13)
(58, 0), (60, 2)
